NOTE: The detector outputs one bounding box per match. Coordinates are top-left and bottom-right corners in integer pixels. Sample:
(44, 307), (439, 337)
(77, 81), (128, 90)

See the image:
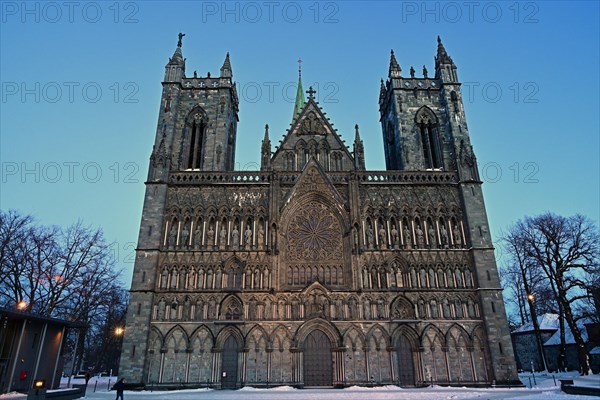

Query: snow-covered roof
(544, 319), (591, 346)
(513, 313), (559, 334)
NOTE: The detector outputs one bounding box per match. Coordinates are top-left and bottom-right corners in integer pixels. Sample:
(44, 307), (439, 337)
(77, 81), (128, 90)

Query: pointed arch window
(386, 121), (398, 169)
(185, 110), (207, 169)
(415, 107), (443, 169)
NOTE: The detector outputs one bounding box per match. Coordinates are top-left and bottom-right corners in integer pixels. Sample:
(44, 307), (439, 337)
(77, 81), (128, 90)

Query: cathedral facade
(119, 36), (519, 388)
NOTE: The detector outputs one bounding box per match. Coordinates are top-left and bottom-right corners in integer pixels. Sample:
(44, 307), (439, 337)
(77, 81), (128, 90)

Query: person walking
(113, 378), (125, 400)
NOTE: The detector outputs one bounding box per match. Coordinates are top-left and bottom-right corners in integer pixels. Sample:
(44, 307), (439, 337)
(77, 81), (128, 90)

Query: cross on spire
(306, 86), (316, 99)
(298, 58), (302, 78)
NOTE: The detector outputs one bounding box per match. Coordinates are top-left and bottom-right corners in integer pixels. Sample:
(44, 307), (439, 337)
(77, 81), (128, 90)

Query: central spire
(292, 58), (305, 123)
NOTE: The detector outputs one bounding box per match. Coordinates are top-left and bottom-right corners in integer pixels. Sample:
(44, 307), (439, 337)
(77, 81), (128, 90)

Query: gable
(271, 98), (355, 171)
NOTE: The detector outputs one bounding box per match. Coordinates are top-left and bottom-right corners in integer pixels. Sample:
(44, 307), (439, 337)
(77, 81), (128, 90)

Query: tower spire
(434, 36), (457, 82)
(435, 35), (454, 65)
(164, 33), (185, 82)
(261, 124), (272, 171)
(388, 49), (401, 78)
(292, 58), (306, 122)
(220, 52), (232, 78)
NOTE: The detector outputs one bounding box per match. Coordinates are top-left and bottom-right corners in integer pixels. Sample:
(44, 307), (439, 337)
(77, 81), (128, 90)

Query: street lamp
(526, 293), (548, 372)
(114, 327), (124, 336)
(17, 301), (28, 310)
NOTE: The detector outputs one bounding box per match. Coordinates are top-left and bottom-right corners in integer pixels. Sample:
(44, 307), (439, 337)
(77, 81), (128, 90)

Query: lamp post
(527, 293), (548, 372)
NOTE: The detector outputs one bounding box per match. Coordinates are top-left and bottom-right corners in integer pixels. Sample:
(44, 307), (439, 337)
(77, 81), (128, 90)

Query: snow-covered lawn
(1, 372), (598, 399)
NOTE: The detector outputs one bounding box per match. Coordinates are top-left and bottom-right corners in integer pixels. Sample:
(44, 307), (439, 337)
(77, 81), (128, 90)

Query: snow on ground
(2, 372), (598, 399)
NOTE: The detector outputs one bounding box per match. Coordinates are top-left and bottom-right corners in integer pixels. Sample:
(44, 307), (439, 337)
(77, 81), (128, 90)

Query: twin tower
(120, 35), (518, 389)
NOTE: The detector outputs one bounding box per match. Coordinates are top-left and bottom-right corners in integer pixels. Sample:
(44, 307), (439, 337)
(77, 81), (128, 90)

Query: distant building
(0, 308), (81, 393)
(510, 313), (600, 373)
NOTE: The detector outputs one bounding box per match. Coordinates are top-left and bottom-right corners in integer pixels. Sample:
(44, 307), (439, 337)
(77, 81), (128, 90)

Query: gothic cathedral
(119, 36), (519, 388)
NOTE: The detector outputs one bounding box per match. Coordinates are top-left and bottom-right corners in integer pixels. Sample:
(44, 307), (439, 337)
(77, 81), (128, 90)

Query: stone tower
(119, 35), (519, 388)
(379, 36), (516, 383)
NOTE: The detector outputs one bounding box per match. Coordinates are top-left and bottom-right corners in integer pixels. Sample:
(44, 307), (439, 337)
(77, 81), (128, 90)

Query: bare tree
(0, 209), (127, 375)
(501, 222), (552, 371)
(519, 213), (599, 375)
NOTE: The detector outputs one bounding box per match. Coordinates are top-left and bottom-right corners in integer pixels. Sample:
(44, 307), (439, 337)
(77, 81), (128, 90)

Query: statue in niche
(207, 225), (215, 248)
(244, 225), (253, 250)
(353, 226), (359, 250)
(257, 225), (265, 249)
(366, 224), (374, 249)
(440, 225), (449, 248)
(403, 225), (412, 249)
(180, 224), (190, 248)
(219, 225), (227, 249)
(416, 225), (424, 248)
(459, 140), (479, 181)
(378, 225), (387, 249)
(428, 225), (437, 249)
(391, 225), (399, 249)
(442, 298), (451, 318)
(160, 269), (168, 289)
(157, 299), (166, 321)
(194, 224), (202, 248)
(168, 226), (177, 248)
(183, 297), (191, 321)
(231, 225), (240, 250)
(453, 225), (462, 248)
(270, 226), (277, 250)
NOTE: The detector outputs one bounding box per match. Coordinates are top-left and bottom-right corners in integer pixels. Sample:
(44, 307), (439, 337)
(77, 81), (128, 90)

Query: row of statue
(361, 221), (463, 250)
(166, 220), (266, 251)
(152, 295), (479, 322)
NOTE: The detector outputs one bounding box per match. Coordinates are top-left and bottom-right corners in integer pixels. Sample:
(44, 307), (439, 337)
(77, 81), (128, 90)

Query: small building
(511, 314), (559, 371)
(0, 307), (82, 394)
(511, 313), (600, 373)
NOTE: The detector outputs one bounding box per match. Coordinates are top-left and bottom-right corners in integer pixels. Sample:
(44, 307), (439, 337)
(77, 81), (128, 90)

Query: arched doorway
(221, 336), (239, 389)
(397, 335), (415, 386)
(303, 330), (333, 387)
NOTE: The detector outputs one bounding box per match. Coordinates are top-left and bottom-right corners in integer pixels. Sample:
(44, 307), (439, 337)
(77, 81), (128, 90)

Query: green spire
(292, 58), (305, 122)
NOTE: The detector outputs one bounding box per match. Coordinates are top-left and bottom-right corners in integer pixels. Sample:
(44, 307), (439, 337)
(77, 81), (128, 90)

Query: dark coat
(113, 380), (125, 393)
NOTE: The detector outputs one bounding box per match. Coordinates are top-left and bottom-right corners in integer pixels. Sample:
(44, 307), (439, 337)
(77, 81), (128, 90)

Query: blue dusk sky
(1, 1), (599, 284)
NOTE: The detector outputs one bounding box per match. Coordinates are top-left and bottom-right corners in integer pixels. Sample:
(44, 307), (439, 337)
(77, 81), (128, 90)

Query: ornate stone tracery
(287, 202), (342, 261)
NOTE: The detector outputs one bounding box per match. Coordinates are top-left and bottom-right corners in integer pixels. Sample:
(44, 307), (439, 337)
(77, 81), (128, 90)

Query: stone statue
(428, 226), (437, 249)
(416, 226), (424, 248)
(180, 225), (190, 248)
(193, 70), (197, 78)
(158, 299), (166, 320)
(378, 226), (387, 249)
(207, 225), (215, 247)
(391, 225), (399, 248)
(194, 225), (202, 248)
(160, 269), (168, 289)
(231, 226), (240, 250)
(403, 225), (412, 249)
(440, 225), (449, 248)
(367, 225), (374, 249)
(410, 66), (415, 78)
(219, 225), (227, 249)
(257, 225), (265, 249)
(168, 226), (177, 248)
(244, 225), (253, 249)
(453, 225), (462, 248)
(422, 65), (428, 78)
(177, 32), (185, 47)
